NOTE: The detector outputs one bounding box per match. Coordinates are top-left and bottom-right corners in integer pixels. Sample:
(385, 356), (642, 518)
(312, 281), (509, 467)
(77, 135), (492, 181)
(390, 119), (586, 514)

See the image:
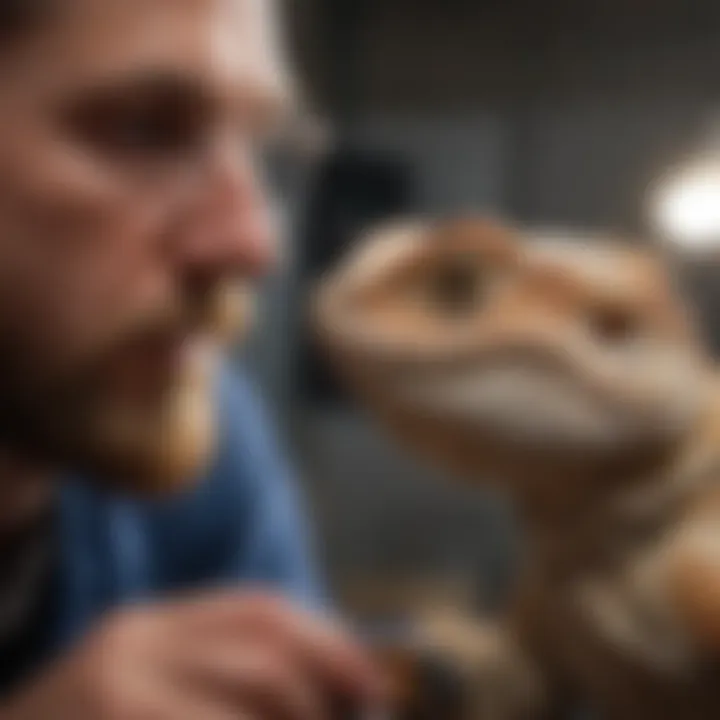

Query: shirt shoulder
(142, 364), (322, 602)
(55, 364), (324, 648)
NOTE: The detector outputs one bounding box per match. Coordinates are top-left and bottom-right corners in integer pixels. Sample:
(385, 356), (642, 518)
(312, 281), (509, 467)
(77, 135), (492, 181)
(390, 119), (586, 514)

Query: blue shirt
(28, 364), (325, 680)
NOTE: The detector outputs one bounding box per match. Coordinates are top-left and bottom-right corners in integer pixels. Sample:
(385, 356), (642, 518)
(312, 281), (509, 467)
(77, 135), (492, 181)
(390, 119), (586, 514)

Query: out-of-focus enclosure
(241, 0), (720, 620)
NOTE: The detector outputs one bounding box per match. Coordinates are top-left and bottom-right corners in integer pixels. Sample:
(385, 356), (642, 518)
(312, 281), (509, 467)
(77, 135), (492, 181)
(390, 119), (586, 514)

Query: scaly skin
(312, 217), (720, 719)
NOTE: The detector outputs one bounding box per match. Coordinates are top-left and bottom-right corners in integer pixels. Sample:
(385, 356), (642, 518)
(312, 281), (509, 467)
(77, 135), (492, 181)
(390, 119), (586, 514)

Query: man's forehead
(7, 0), (294, 110)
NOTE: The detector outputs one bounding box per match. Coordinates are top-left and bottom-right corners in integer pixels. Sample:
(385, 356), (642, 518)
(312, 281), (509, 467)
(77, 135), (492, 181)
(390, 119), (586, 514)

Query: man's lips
(106, 332), (216, 400)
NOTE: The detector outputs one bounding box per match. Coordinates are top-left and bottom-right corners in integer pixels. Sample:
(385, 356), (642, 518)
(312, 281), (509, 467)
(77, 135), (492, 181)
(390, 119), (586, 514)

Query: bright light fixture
(650, 160), (720, 254)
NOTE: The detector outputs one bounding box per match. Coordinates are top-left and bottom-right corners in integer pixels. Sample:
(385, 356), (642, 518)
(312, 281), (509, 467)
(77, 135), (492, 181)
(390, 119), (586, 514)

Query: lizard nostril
(588, 305), (638, 344)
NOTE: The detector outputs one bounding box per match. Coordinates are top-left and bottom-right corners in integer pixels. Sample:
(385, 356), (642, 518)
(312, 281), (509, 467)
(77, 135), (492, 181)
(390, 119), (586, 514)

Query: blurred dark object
(332, 577), (476, 720)
(297, 145), (417, 407)
(373, 640), (468, 720)
(333, 622), (468, 720)
(669, 254), (720, 358)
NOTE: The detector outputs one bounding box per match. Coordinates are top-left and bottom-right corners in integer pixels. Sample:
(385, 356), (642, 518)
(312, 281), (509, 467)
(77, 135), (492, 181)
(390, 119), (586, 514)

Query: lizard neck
(507, 381), (720, 574)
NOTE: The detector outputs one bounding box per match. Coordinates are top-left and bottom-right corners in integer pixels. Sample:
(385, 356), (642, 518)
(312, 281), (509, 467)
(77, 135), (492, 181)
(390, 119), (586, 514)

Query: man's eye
(64, 90), (208, 159)
(107, 108), (201, 155)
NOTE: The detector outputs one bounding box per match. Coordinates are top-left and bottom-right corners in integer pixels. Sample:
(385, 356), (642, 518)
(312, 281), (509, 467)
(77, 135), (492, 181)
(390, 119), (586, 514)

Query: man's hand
(2, 591), (384, 720)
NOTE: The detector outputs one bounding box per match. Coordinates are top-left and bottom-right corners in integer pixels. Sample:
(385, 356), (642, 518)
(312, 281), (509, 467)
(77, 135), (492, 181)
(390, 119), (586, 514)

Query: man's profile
(0, 0), (383, 716)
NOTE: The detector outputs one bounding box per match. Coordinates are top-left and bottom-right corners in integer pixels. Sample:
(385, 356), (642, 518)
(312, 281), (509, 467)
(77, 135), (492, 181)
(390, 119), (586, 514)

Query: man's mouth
(107, 331), (218, 401)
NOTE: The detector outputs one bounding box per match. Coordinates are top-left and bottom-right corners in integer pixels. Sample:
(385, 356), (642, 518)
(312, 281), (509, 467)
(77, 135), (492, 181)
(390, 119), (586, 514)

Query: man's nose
(172, 140), (279, 280)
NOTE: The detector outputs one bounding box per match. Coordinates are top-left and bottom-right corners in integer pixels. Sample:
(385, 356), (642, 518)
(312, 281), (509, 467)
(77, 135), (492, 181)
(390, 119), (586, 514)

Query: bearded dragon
(312, 217), (720, 719)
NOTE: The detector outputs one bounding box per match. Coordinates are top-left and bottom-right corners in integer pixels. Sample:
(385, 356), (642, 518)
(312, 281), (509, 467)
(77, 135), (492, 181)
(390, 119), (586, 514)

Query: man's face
(0, 0), (291, 493)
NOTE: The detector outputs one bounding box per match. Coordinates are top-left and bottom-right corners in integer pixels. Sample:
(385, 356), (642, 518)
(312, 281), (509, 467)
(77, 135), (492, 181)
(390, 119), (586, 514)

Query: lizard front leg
(662, 489), (720, 656)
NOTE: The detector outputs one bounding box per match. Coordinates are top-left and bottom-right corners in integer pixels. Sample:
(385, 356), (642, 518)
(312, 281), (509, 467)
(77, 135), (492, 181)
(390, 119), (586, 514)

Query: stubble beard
(0, 284), (254, 497)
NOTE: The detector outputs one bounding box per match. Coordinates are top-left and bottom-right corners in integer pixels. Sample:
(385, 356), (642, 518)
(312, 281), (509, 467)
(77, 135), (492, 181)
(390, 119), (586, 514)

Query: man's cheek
(0, 200), (173, 375)
(0, 122), (187, 252)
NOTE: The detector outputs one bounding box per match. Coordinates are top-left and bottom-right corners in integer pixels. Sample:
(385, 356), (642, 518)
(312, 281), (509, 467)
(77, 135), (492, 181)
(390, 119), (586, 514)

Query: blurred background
(240, 0), (720, 621)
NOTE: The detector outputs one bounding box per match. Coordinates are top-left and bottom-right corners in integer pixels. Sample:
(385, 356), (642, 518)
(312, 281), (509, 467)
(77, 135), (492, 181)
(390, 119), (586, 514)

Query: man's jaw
(0, 280), (254, 498)
(86, 377), (219, 496)
(0, 337), (222, 498)
(72, 335), (223, 495)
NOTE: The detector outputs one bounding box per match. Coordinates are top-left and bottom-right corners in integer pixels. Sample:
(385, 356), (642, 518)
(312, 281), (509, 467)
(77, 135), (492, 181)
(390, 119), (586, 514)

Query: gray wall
(346, 115), (508, 214)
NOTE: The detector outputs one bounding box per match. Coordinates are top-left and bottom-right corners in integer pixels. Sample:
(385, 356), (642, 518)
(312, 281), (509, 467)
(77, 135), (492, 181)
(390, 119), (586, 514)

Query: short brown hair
(0, 0), (55, 46)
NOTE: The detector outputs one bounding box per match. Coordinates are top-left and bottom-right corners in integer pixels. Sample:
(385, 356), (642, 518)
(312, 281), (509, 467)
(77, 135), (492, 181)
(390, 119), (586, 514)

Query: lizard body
(313, 217), (720, 719)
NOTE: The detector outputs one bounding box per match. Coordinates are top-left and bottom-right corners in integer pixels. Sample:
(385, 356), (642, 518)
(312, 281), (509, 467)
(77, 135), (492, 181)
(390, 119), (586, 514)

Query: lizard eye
(426, 258), (484, 316)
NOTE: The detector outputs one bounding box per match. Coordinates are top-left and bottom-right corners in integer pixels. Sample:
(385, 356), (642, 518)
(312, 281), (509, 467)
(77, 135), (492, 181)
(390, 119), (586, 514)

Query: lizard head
(312, 217), (714, 483)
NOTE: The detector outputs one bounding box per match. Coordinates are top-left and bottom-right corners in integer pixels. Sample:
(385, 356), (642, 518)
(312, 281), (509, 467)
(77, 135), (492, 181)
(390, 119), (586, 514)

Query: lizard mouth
(373, 343), (620, 409)
(398, 362), (614, 421)
(380, 346), (702, 450)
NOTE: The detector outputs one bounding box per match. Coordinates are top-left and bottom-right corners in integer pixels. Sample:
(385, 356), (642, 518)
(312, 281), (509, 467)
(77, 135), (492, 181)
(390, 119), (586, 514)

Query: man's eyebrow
(68, 69), (216, 106)
(61, 66), (323, 153)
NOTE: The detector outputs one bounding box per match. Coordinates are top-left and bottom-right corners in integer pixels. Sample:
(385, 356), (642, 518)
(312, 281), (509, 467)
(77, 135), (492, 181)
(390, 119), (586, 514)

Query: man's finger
(156, 692), (256, 720)
(151, 589), (386, 705)
(167, 642), (327, 720)
(147, 588), (291, 629)
(246, 606), (387, 706)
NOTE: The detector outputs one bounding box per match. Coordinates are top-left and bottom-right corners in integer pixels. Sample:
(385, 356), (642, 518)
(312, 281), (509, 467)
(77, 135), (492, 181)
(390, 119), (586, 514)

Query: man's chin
(85, 385), (220, 498)
(72, 339), (224, 497)
(136, 395), (219, 498)
(1, 376), (221, 499)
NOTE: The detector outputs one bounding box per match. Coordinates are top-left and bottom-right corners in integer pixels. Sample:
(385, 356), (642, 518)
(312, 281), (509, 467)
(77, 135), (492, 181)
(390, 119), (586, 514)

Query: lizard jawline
(390, 364), (684, 452)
